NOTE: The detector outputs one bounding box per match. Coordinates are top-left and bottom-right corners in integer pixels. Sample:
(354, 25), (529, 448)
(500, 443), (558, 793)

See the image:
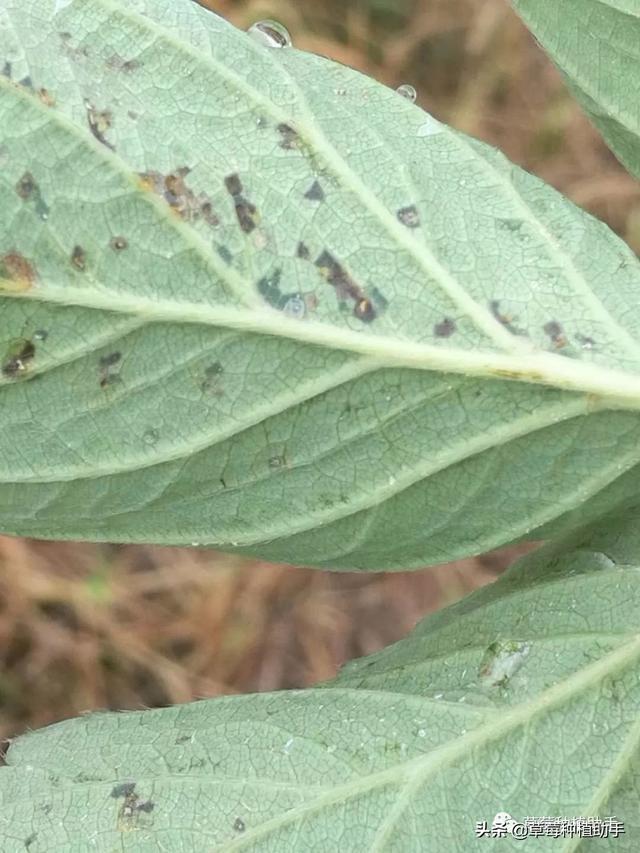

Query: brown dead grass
(2, 0), (638, 744)
(0, 537), (527, 742)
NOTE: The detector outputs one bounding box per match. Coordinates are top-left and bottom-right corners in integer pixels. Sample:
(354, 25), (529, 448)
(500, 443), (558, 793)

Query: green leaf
(512, 0), (640, 180)
(2, 0), (640, 568)
(3, 516), (640, 850)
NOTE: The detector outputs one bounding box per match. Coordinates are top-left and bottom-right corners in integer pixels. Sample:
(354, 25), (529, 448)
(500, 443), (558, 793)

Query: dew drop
(248, 20), (292, 49)
(396, 83), (417, 103)
(283, 294), (306, 319)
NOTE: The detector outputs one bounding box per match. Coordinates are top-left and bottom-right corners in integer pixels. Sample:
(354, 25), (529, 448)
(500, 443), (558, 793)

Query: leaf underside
(1, 0), (640, 567)
(513, 0), (640, 182)
(2, 515), (640, 851)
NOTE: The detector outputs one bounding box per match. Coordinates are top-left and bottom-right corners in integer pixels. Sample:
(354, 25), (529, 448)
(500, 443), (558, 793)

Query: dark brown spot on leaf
(201, 361), (224, 395)
(256, 269), (304, 312)
(200, 201), (218, 227)
(489, 300), (524, 336)
(543, 320), (567, 349)
(354, 298), (375, 323)
(71, 245), (86, 270)
(370, 286), (389, 313)
(112, 781), (155, 829)
(85, 101), (115, 150)
(15, 172), (36, 200)
(224, 173), (259, 234)
(2, 338), (36, 379)
(234, 818), (246, 833)
(100, 352), (122, 369)
(304, 180), (325, 202)
(397, 205), (420, 228)
(224, 174), (242, 196)
(315, 250), (376, 322)
(139, 168), (219, 226)
(105, 55), (141, 73)
(15, 172), (49, 219)
(38, 88), (55, 107)
(576, 333), (595, 350)
(277, 123), (299, 150)
(111, 782), (136, 799)
(434, 317), (456, 337)
(296, 241), (310, 260)
(99, 351), (122, 388)
(0, 252), (36, 292)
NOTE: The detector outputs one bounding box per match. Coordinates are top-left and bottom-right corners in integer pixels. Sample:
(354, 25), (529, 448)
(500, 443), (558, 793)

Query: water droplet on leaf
(248, 20), (292, 49)
(396, 84), (417, 103)
(283, 294), (306, 319)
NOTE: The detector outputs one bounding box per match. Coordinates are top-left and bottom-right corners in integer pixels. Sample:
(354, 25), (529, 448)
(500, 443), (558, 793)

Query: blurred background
(2, 0), (639, 748)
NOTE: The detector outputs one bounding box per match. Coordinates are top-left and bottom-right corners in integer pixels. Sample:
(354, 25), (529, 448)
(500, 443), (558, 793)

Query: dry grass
(2, 0), (638, 745)
(0, 537), (525, 742)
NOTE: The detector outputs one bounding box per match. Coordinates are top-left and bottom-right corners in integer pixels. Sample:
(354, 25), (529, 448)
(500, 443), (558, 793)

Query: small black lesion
(105, 54), (141, 73)
(315, 250), (384, 324)
(99, 351), (122, 388)
(217, 245), (233, 264)
(233, 817), (246, 833)
(14, 171), (49, 220)
(139, 167), (220, 227)
(397, 204), (420, 229)
(15, 172), (36, 200)
(434, 317), (456, 338)
(38, 88), (55, 107)
(224, 173), (260, 234)
(277, 123), (299, 150)
(489, 300), (524, 336)
(296, 241), (311, 260)
(24, 832), (37, 849)
(496, 218), (522, 233)
(268, 454), (287, 469)
(111, 781), (155, 828)
(256, 269), (312, 317)
(85, 101), (115, 151)
(1, 61), (11, 78)
(19, 75), (33, 90)
(304, 180), (325, 202)
(111, 782), (136, 799)
(109, 236), (128, 251)
(201, 361), (224, 396)
(543, 320), (567, 349)
(576, 333), (595, 350)
(71, 245), (87, 270)
(2, 338), (36, 379)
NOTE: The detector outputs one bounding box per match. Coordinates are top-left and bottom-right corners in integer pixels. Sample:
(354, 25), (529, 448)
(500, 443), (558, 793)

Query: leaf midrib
(85, 0), (525, 354)
(4, 62), (640, 406)
(220, 634), (640, 850)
